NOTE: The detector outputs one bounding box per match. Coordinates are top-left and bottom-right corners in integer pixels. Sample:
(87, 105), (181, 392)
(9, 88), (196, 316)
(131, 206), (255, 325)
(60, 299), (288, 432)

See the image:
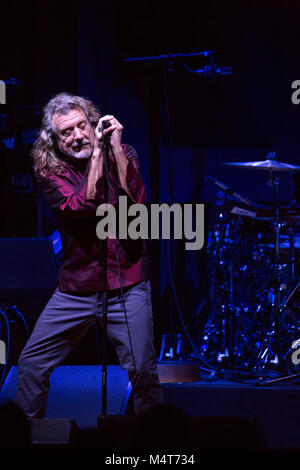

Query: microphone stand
(99, 125), (111, 420)
(97, 125), (138, 430)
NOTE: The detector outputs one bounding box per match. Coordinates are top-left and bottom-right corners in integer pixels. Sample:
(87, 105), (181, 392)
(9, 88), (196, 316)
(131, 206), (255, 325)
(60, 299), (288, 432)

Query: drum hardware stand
(204, 190), (249, 379)
(257, 281), (300, 385)
(218, 156), (300, 382)
(209, 193), (232, 374)
(254, 270), (284, 372)
(281, 281), (300, 318)
(254, 174), (285, 373)
(288, 226), (296, 284)
(255, 171), (299, 381)
(201, 192), (230, 378)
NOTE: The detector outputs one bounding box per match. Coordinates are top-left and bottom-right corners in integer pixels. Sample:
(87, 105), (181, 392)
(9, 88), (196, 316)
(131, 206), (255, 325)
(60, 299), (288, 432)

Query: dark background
(0, 0), (300, 363)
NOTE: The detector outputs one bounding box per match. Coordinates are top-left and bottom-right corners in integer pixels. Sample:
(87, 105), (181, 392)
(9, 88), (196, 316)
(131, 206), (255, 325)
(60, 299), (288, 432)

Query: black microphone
(101, 120), (112, 141)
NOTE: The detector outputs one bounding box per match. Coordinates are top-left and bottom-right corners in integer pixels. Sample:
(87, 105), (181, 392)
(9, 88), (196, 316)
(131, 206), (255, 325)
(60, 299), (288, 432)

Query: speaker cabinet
(30, 418), (80, 449)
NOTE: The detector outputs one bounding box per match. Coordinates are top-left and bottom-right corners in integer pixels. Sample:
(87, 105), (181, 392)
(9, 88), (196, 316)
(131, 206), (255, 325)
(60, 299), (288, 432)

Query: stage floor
(1, 363), (300, 449)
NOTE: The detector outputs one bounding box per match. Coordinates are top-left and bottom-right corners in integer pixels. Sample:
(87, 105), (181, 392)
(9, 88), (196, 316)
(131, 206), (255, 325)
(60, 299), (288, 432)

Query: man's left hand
(97, 115), (123, 152)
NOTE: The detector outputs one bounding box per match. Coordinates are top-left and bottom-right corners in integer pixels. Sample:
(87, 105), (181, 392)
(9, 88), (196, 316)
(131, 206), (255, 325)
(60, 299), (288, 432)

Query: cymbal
(222, 159), (300, 171)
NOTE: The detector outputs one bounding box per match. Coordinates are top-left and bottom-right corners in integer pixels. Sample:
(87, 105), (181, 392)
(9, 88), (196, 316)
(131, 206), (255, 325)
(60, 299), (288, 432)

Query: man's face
(53, 108), (95, 160)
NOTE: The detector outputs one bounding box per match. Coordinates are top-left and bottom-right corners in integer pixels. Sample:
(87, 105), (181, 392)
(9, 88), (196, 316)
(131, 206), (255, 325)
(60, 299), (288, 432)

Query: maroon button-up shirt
(36, 144), (149, 294)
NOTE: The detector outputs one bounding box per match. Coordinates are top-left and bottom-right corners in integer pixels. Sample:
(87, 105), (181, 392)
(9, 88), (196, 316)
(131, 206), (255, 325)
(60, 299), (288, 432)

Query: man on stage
(15, 92), (164, 418)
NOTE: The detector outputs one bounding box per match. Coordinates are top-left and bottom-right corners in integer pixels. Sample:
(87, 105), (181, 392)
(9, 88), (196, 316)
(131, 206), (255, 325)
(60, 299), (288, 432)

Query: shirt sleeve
(36, 170), (103, 219)
(122, 144), (147, 204)
(36, 143), (146, 218)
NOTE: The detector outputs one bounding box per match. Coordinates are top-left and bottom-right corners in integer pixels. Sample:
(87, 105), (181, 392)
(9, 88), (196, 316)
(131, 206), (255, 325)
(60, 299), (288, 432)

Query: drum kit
(200, 154), (300, 380)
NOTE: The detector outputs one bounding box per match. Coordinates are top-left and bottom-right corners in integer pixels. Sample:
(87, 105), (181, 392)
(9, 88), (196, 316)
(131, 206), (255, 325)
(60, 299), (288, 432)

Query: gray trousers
(15, 281), (164, 418)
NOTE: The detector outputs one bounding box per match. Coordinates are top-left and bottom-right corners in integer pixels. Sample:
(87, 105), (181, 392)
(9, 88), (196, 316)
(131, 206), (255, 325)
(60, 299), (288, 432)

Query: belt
(97, 281), (140, 300)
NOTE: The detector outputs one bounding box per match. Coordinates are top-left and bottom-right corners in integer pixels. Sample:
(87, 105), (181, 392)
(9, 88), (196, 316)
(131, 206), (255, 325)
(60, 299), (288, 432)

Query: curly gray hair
(32, 92), (101, 176)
